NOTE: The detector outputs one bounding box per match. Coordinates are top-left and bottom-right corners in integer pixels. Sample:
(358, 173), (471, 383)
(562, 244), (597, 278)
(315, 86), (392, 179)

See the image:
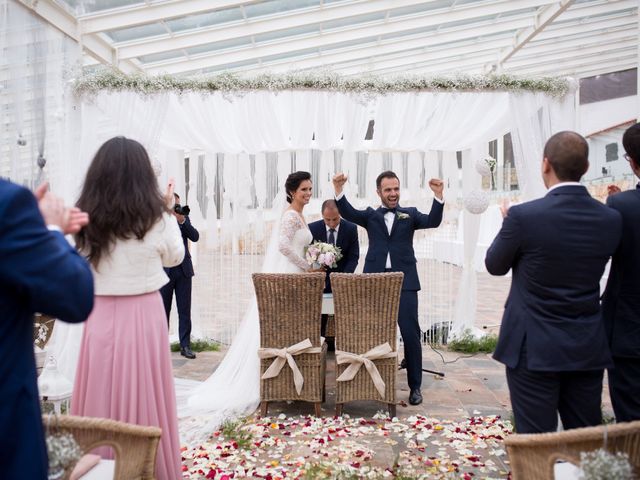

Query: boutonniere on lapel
(396, 212), (410, 220)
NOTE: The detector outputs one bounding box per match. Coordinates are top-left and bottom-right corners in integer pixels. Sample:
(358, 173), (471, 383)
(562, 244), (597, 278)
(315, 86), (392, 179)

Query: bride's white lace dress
(178, 209), (311, 442)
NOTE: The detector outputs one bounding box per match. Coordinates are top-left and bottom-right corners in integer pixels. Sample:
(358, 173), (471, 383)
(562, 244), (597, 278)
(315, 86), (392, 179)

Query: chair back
(253, 273), (325, 349)
(505, 420), (640, 479)
(331, 272), (403, 409)
(253, 272), (327, 406)
(43, 414), (160, 479)
(331, 272), (403, 354)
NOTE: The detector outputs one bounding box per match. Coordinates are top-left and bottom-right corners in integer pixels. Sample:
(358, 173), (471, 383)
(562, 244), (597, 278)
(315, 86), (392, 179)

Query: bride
(179, 171), (315, 441)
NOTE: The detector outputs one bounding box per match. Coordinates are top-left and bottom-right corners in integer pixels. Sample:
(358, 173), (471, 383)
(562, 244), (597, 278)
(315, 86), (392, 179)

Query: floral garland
(72, 69), (572, 98)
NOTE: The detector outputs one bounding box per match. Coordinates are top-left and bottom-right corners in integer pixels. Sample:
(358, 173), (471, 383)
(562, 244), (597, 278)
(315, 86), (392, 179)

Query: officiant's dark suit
(0, 179), (94, 479)
(308, 201), (360, 293)
(334, 171), (444, 405)
(486, 131), (622, 434)
(309, 200), (360, 339)
(602, 122), (640, 422)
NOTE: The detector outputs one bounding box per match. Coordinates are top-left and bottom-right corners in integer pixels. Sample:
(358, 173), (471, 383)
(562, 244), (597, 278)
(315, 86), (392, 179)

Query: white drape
(450, 144), (487, 339)
(61, 88), (574, 347)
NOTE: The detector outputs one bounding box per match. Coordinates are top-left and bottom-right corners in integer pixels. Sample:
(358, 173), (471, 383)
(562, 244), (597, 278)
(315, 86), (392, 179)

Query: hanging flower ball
(464, 190), (490, 214)
(475, 157), (491, 177)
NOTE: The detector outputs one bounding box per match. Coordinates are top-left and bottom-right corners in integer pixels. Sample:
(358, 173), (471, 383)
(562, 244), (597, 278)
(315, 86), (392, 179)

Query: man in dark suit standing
(308, 199), (360, 341)
(486, 131), (622, 434)
(603, 122), (640, 422)
(0, 180), (94, 479)
(161, 193), (199, 359)
(333, 171), (444, 405)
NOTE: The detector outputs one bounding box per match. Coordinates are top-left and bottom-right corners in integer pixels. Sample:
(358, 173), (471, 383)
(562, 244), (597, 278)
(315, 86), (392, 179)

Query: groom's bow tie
(381, 207), (397, 214)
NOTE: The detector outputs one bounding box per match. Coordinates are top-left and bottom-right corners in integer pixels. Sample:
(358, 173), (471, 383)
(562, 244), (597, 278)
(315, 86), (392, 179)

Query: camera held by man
(174, 203), (190, 216)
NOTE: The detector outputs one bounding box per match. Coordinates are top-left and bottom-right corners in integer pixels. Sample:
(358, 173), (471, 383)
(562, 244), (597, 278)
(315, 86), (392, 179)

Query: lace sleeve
(278, 211), (310, 271)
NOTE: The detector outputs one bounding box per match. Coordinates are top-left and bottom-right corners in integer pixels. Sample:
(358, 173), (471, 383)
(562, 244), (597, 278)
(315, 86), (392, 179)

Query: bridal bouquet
(305, 241), (343, 269)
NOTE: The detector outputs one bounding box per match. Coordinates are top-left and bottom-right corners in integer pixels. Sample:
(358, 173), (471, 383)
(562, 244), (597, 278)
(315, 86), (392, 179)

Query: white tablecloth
(322, 294), (334, 315)
(433, 205), (505, 273)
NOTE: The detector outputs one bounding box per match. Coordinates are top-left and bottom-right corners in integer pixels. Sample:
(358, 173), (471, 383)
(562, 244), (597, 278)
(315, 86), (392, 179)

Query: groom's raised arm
(413, 199), (444, 229)
(333, 172), (370, 228)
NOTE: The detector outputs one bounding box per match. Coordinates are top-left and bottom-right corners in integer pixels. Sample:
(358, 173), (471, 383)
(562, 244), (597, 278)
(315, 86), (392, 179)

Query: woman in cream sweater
(71, 136), (184, 480)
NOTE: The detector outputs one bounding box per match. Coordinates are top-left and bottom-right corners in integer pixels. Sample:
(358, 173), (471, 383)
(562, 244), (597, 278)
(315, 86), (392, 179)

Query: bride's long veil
(178, 191), (288, 443)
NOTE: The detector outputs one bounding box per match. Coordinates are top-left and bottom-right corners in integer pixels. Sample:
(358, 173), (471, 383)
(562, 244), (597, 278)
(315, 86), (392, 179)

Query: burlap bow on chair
(335, 342), (397, 398)
(258, 338), (322, 395)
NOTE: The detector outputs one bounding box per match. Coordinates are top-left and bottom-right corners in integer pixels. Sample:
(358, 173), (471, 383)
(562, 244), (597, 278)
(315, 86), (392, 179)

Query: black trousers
(160, 269), (192, 349)
(506, 348), (603, 433)
(608, 357), (640, 422)
(398, 290), (422, 390)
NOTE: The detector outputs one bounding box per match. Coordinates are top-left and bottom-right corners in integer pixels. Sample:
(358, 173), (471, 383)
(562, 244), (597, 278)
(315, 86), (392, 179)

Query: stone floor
(172, 346), (613, 424)
(173, 343), (613, 478)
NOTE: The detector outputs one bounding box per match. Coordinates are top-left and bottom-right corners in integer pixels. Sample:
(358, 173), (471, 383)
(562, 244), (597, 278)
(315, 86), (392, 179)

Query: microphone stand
(399, 358), (445, 377)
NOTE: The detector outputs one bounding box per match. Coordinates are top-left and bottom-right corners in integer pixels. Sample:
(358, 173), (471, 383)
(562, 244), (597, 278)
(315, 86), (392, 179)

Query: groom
(333, 171), (444, 405)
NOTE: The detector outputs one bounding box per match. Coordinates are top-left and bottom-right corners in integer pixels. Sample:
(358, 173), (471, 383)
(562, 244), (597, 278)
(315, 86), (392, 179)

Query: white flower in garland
(464, 190), (490, 214)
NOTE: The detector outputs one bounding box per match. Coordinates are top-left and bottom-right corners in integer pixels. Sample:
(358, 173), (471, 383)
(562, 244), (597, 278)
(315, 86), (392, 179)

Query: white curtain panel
(450, 144), (487, 340)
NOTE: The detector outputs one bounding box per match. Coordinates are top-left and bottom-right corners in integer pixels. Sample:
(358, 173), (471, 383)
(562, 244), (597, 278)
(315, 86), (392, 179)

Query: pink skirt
(71, 292), (181, 480)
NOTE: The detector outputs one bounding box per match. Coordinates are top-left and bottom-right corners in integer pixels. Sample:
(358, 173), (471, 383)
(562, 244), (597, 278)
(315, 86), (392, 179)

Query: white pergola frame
(15, 0), (639, 79)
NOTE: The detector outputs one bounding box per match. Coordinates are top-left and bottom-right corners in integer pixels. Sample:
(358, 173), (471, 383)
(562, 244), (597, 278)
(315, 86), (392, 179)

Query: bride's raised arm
(278, 210), (310, 271)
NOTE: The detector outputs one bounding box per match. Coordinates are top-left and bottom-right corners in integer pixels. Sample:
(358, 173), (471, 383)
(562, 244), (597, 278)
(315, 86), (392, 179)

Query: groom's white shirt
(334, 190), (444, 269)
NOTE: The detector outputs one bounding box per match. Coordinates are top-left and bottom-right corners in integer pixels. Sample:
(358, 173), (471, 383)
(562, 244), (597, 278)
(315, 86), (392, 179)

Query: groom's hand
(333, 173), (348, 195)
(428, 178), (444, 200)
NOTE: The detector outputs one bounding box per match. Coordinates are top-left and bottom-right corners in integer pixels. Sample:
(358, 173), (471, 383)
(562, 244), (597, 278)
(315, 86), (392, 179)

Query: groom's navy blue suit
(486, 184), (622, 433)
(336, 196), (444, 390)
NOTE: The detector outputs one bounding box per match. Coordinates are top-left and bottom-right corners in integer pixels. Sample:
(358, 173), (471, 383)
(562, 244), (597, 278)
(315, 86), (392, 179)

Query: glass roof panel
(165, 8), (244, 33)
(61, 0), (144, 15)
(202, 59), (259, 73)
(260, 47), (319, 63)
(106, 22), (167, 43)
(388, 0), (453, 18)
(322, 11), (388, 31)
(186, 37), (253, 55)
(319, 36), (380, 53)
(138, 50), (185, 64)
(380, 24), (439, 41)
(243, 0), (321, 19)
(253, 23), (321, 43)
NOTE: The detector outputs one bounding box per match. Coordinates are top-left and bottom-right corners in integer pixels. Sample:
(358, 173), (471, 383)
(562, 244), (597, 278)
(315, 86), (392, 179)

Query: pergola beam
(16, 0), (140, 73)
(118, 0), (559, 61)
(315, 38), (516, 76)
(80, 0), (253, 34)
(491, 0), (575, 72)
(146, 14), (534, 75)
(254, 21), (637, 76)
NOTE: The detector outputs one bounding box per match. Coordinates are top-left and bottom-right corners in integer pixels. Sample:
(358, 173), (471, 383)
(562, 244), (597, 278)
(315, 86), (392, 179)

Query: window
(605, 143), (619, 162)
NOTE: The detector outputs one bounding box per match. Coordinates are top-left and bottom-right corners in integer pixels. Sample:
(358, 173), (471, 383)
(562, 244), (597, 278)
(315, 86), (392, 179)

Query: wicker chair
(505, 420), (640, 479)
(330, 272), (404, 418)
(43, 414), (161, 479)
(253, 272), (327, 417)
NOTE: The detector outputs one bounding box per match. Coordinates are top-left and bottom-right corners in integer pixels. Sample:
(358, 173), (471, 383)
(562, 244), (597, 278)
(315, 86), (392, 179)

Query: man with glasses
(603, 122), (640, 422)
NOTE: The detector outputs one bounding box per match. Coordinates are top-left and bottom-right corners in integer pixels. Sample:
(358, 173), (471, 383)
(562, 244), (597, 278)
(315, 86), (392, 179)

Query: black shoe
(409, 389), (423, 405)
(180, 347), (196, 359)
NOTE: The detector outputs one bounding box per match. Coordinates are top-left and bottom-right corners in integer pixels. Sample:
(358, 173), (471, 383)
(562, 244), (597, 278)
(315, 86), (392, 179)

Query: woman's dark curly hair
(74, 136), (167, 268)
(284, 171), (312, 203)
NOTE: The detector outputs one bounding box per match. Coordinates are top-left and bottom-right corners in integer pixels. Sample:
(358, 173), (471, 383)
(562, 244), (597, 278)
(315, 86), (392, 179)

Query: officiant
(309, 199), (360, 343)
